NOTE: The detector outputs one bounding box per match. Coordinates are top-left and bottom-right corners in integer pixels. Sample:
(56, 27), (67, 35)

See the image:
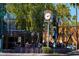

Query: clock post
(44, 10), (52, 47)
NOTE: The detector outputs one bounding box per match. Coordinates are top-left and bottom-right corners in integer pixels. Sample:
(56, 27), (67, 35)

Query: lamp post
(75, 3), (78, 50)
(44, 10), (52, 47)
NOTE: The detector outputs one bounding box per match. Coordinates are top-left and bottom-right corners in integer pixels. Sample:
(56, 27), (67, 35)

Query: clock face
(44, 13), (51, 20)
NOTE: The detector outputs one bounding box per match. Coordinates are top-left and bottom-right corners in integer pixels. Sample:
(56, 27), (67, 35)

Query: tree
(72, 15), (77, 20)
(70, 3), (79, 49)
(6, 4), (34, 31)
(56, 4), (70, 26)
(55, 4), (71, 45)
(32, 3), (54, 32)
(6, 3), (55, 32)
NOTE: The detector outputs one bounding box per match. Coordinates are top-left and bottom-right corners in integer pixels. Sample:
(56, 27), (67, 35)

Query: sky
(55, 3), (79, 22)
(70, 6), (79, 22)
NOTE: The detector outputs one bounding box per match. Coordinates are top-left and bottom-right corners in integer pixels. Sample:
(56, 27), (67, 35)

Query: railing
(43, 25), (79, 49)
(57, 26), (79, 49)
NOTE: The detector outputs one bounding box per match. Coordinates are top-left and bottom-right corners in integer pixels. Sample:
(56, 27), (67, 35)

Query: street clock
(44, 10), (52, 20)
(44, 10), (52, 47)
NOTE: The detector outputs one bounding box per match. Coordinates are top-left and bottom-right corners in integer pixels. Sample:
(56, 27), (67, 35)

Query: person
(58, 18), (62, 26)
(53, 28), (57, 39)
(49, 34), (54, 48)
(52, 28), (57, 48)
(57, 34), (65, 48)
(42, 39), (47, 46)
(42, 31), (47, 46)
(25, 42), (31, 53)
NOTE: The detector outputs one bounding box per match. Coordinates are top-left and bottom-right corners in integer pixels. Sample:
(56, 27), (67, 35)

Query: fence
(43, 25), (79, 49)
(58, 26), (79, 48)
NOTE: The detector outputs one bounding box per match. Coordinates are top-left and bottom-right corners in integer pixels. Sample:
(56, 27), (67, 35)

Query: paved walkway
(68, 49), (79, 55)
(0, 53), (67, 56)
(2, 47), (42, 53)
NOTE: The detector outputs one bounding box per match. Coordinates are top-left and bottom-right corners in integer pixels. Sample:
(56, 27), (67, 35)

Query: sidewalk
(68, 49), (79, 55)
(0, 53), (67, 56)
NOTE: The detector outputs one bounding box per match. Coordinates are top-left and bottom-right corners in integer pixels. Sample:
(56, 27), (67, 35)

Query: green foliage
(6, 3), (55, 32)
(6, 3), (73, 32)
(72, 15), (77, 20)
(42, 47), (53, 53)
(71, 20), (77, 26)
(53, 4), (71, 27)
(56, 4), (70, 18)
(6, 4), (33, 31)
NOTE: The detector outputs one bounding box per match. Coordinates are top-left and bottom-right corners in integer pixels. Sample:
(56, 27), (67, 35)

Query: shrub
(42, 47), (53, 53)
